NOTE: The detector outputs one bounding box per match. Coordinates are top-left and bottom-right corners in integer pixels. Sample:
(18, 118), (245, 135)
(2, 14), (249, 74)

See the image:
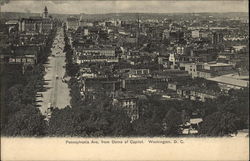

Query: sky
(0, 0), (248, 14)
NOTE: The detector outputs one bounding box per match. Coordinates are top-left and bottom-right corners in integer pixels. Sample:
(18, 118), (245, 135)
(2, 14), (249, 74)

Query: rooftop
(204, 62), (233, 67)
(207, 74), (249, 87)
(67, 17), (79, 21)
(5, 20), (19, 25)
(223, 73), (249, 80)
(178, 86), (220, 96)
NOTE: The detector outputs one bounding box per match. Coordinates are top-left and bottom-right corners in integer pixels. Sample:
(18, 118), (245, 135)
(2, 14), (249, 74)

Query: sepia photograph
(0, 0), (249, 160)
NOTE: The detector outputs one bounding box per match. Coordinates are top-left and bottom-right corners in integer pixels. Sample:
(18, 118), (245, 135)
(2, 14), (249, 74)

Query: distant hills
(0, 12), (79, 20)
(79, 12), (248, 20)
(0, 12), (248, 21)
(0, 12), (41, 20)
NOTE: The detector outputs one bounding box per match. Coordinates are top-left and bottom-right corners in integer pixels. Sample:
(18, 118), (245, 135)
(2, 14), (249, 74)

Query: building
(200, 30), (210, 38)
(192, 30), (210, 39)
(124, 36), (138, 44)
(125, 50), (140, 59)
(158, 56), (170, 68)
(176, 46), (185, 55)
(113, 94), (139, 122)
(181, 115), (203, 135)
(196, 70), (216, 79)
(207, 74), (249, 91)
(180, 62), (234, 78)
(76, 47), (117, 63)
(42, 6), (48, 18)
(169, 53), (180, 67)
(83, 28), (89, 36)
(128, 69), (150, 77)
(177, 86), (219, 102)
(212, 32), (224, 44)
(81, 77), (121, 93)
(190, 89), (218, 102)
(8, 55), (36, 66)
(122, 77), (148, 91)
(168, 82), (179, 91)
(162, 29), (170, 39)
(76, 55), (119, 63)
(179, 62), (203, 78)
(192, 30), (200, 38)
(203, 62), (233, 71)
(19, 7), (53, 34)
(163, 29), (184, 42)
(66, 17), (79, 30)
(5, 20), (19, 35)
(5, 46), (38, 73)
(77, 47), (116, 57)
(79, 20), (94, 27)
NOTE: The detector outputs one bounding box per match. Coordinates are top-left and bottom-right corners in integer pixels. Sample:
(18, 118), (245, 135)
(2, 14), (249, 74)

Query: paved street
(36, 28), (71, 117)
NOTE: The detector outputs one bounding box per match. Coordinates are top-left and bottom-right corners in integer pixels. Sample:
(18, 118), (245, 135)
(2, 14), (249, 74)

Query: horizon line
(2, 11), (249, 15)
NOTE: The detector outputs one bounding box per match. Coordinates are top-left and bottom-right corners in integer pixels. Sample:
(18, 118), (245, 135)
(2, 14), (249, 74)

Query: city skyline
(1, 0), (248, 14)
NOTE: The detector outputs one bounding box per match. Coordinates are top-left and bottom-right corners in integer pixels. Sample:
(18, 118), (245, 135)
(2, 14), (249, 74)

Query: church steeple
(43, 6), (48, 18)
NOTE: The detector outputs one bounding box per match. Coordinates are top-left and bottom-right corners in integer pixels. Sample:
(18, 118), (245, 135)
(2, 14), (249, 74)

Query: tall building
(18, 6), (53, 34)
(162, 29), (184, 42)
(212, 32), (224, 44)
(192, 30), (200, 38)
(42, 6), (48, 18)
(66, 17), (79, 30)
(79, 19), (94, 27)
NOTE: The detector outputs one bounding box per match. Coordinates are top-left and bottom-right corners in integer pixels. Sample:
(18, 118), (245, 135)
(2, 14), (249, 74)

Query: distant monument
(43, 6), (48, 19)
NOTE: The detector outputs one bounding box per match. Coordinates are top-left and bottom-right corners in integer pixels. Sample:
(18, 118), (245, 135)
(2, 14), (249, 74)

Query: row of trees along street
(63, 27), (79, 77)
(1, 27), (57, 136)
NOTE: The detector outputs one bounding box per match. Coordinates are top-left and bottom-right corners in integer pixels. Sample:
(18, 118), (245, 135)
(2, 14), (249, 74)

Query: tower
(43, 6), (48, 18)
(212, 32), (223, 45)
(136, 13), (140, 47)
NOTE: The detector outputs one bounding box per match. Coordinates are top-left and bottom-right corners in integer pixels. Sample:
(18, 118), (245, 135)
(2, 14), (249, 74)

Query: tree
(47, 107), (79, 136)
(162, 108), (182, 136)
(1, 27), (57, 136)
(68, 77), (84, 107)
(48, 95), (132, 137)
(66, 63), (79, 77)
(2, 105), (47, 136)
(227, 88), (249, 129)
(199, 111), (240, 136)
(106, 109), (132, 136)
(132, 119), (163, 136)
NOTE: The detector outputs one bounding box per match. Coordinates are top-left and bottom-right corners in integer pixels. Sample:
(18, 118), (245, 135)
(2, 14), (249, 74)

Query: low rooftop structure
(207, 74), (249, 88)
